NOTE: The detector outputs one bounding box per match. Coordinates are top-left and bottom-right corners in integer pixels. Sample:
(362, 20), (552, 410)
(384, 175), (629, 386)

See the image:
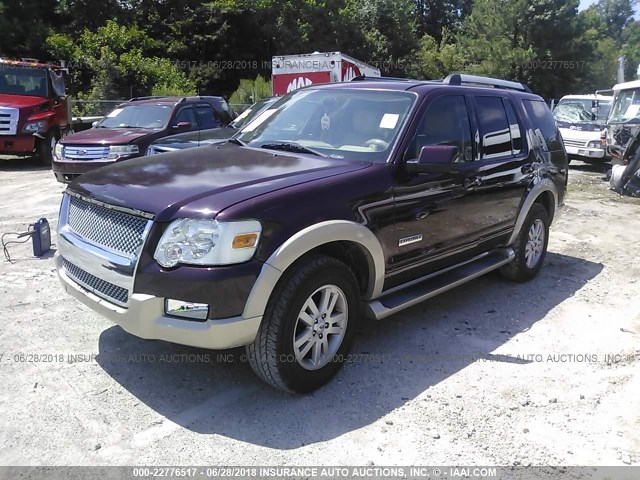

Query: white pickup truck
(553, 94), (612, 163)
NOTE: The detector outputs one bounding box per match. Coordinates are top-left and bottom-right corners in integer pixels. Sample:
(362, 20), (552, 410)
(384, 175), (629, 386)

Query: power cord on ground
(2, 228), (35, 263)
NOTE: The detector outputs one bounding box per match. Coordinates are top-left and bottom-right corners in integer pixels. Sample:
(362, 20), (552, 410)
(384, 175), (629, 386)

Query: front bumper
(565, 145), (606, 159)
(0, 135), (35, 155)
(56, 255), (262, 349)
(52, 158), (114, 181)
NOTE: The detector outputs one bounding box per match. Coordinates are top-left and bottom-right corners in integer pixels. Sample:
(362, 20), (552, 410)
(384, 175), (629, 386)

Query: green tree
(457, 0), (596, 98)
(339, 0), (419, 75)
(574, 8), (619, 90)
(0, 0), (58, 59)
(409, 32), (466, 79)
(456, 0), (534, 80)
(229, 75), (272, 105)
(414, 0), (473, 42)
(622, 20), (640, 81)
(47, 20), (195, 100)
(590, 0), (636, 42)
(55, 0), (125, 34)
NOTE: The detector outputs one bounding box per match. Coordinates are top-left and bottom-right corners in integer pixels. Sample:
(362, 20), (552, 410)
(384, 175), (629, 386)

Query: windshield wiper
(260, 142), (324, 157)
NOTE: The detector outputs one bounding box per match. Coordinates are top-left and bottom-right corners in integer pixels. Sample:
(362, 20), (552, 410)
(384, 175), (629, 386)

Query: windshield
(97, 104), (173, 129)
(609, 89), (640, 124)
(235, 89), (416, 162)
(553, 103), (594, 123)
(230, 98), (277, 129)
(555, 98), (611, 122)
(0, 66), (49, 97)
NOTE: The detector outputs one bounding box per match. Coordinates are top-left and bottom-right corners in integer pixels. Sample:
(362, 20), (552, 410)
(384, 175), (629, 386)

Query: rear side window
(503, 100), (523, 154)
(196, 105), (221, 128)
(475, 96), (512, 159)
(173, 107), (198, 127)
(523, 99), (562, 151)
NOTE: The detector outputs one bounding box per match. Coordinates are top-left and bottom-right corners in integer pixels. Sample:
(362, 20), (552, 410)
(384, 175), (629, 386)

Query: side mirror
(173, 121), (192, 130)
(406, 145), (460, 174)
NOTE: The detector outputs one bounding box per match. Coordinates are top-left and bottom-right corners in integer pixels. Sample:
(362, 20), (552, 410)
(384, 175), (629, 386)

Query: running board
(366, 248), (515, 320)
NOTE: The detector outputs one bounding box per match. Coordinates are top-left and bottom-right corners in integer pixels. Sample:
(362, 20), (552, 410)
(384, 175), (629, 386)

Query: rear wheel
(246, 255), (360, 393)
(500, 203), (549, 282)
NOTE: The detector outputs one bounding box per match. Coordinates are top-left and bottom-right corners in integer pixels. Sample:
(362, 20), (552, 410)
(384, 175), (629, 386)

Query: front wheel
(500, 203), (550, 282)
(38, 130), (58, 166)
(246, 255), (360, 393)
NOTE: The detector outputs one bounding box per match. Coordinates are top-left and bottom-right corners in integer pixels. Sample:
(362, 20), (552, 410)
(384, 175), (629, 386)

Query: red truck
(271, 52), (381, 96)
(0, 58), (71, 164)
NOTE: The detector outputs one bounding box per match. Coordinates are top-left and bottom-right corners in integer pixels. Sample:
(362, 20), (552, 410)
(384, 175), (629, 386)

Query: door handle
(521, 163), (534, 174)
(463, 176), (482, 189)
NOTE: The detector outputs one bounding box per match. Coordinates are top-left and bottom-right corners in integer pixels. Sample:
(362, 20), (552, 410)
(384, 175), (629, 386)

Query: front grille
(0, 107), (19, 135)
(62, 145), (110, 161)
(67, 195), (148, 256)
(146, 145), (176, 156)
(62, 258), (129, 305)
(563, 139), (587, 148)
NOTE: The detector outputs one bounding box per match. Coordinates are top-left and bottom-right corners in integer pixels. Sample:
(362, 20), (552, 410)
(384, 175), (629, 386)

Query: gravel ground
(0, 157), (638, 468)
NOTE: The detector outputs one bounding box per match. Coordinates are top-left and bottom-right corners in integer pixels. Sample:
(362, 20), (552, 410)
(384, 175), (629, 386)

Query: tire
(246, 255), (360, 393)
(500, 203), (550, 282)
(38, 130), (58, 166)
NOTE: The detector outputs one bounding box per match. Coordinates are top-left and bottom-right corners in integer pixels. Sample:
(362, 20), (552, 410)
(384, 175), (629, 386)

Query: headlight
(54, 143), (64, 159)
(154, 219), (262, 267)
(108, 145), (139, 159)
(22, 120), (47, 133)
(588, 141), (600, 148)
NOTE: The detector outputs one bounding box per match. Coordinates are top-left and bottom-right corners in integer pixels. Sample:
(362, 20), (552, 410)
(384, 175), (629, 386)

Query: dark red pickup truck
(56, 74), (567, 393)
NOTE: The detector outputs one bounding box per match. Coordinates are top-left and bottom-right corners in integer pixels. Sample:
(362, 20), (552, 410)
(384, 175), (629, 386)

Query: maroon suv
(52, 96), (232, 183)
(56, 75), (567, 393)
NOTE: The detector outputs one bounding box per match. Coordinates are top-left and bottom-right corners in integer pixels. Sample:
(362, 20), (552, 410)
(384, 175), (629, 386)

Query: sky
(579, 0), (638, 17)
(579, 0), (598, 9)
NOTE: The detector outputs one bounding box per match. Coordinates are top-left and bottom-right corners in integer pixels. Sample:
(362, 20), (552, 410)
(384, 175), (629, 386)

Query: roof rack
(128, 95), (174, 102)
(351, 75), (414, 82)
(443, 74), (532, 93)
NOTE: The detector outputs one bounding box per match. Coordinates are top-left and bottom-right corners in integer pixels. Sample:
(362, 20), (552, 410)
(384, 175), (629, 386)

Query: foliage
(622, 19), (640, 80)
(0, 0), (637, 100)
(408, 33), (466, 80)
(46, 20), (195, 100)
(339, 0), (419, 75)
(589, 0), (636, 41)
(229, 76), (272, 105)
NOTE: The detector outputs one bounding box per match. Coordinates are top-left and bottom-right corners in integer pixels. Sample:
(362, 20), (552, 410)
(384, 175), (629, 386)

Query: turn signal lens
(232, 233), (258, 249)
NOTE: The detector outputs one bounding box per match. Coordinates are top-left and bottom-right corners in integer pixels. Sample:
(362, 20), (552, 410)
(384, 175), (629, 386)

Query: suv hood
(153, 127), (236, 146)
(61, 127), (156, 145)
(69, 143), (371, 222)
(0, 94), (47, 109)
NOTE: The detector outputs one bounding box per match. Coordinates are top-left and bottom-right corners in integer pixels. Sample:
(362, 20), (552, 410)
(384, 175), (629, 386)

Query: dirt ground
(0, 156), (638, 468)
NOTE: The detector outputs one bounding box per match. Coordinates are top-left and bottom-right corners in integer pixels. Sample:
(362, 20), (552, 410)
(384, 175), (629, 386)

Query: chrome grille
(563, 139), (587, 148)
(146, 145), (177, 156)
(62, 145), (110, 161)
(67, 195), (148, 256)
(0, 107), (19, 135)
(62, 258), (129, 305)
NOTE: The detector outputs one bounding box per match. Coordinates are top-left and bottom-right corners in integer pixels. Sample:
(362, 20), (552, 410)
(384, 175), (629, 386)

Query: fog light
(165, 299), (209, 320)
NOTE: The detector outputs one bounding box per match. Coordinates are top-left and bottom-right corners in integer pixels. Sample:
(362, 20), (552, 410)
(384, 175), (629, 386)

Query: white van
(553, 94), (612, 162)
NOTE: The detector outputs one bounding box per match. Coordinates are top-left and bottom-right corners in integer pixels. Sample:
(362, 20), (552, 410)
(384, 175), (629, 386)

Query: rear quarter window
(523, 99), (563, 151)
